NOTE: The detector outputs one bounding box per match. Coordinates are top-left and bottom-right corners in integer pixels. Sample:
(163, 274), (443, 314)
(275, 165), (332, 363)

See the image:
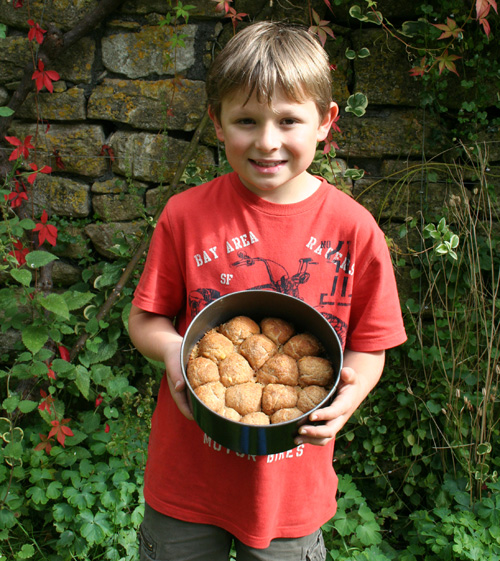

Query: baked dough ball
(187, 357), (220, 389)
(260, 317), (295, 346)
(225, 382), (263, 416)
(297, 385), (329, 412)
(198, 331), (234, 363)
(283, 333), (322, 359)
(222, 406), (242, 422)
(262, 384), (299, 416)
(194, 381), (225, 413)
(219, 316), (260, 345)
(271, 407), (303, 424)
(239, 334), (277, 370)
(297, 356), (333, 387)
(256, 353), (299, 386)
(219, 353), (255, 387)
(241, 412), (270, 425)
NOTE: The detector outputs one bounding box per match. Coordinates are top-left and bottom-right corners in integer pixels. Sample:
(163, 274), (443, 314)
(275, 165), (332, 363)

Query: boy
(129, 21), (406, 561)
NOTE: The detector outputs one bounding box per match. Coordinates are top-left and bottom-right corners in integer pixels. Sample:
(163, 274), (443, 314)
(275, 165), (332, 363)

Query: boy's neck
(238, 171), (322, 205)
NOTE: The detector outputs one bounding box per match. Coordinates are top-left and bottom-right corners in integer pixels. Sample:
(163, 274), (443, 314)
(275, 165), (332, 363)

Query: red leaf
(58, 346), (70, 361)
(5, 135), (34, 161)
(34, 433), (53, 454)
(28, 20), (47, 45)
(9, 240), (29, 266)
(34, 209), (58, 246)
(32, 60), (60, 93)
(48, 418), (73, 447)
(27, 163), (52, 185)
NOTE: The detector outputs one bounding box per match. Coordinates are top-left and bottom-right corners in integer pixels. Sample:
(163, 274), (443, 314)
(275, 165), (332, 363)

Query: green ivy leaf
(0, 507), (16, 529)
(64, 291), (95, 311)
(18, 544), (35, 559)
(25, 251), (59, 269)
(334, 512), (358, 537)
(26, 486), (49, 505)
(75, 366), (90, 399)
(0, 106), (14, 117)
(39, 293), (70, 320)
(477, 442), (492, 455)
(356, 520), (382, 545)
(2, 395), (20, 413)
(10, 268), (32, 287)
(46, 481), (63, 500)
(18, 400), (37, 414)
(346, 92), (368, 117)
(22, 325), (49, 354)
(79, 510), (112, 545)
(19, 218), (36, 230)
(53, 503), (75, 523)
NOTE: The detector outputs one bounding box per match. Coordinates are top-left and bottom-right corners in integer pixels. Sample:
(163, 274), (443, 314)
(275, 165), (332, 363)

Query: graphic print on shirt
(231, 252), (318, 297)
(188, 233), (352, 348)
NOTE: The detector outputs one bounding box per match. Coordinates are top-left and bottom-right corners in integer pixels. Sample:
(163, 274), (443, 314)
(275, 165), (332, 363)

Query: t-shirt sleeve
(132, 203), (186, 318)
(346, 226), (406, 352)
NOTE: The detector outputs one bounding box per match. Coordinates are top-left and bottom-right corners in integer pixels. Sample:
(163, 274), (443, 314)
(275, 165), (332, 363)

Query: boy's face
(210, 89), (338, 203)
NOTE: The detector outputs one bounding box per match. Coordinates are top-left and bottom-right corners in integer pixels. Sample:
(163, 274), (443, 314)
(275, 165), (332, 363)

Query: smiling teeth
(254, 161), (283, 167)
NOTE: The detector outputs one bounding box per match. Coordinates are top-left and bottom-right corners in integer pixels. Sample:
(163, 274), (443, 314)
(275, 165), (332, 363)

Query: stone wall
(0, 0), (498, 293)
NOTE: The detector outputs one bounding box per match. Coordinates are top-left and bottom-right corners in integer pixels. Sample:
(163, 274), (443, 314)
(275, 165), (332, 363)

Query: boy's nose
(255, 124), (280, 152)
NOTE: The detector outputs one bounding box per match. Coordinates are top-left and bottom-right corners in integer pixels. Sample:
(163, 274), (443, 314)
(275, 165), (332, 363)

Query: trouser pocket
(305, 529), (326, 561)
(139, 523), (157, 561)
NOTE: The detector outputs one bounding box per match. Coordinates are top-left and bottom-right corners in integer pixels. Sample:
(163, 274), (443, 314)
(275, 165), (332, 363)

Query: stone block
(109, 130), (214, 184)
(335, 108), (446, 159)
(16, 87), (86, 121)
(352, 29), (422, 107)
(93, 193), (144, 221)
(31, 175), (91, 218)
(0, 36), (30, 84)
(0, 0), (100, 31)
(54, 37), (96, 84)
(102, 25), (196, 78)
(87, 78), (207, 131)
(91, 176), (149, 194)
(7, 123), (108, 178)
(84, 220), (146, 259)
(52, 261), (82, 287)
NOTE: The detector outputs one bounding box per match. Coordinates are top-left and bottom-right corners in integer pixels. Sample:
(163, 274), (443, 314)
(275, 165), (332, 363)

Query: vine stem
(69, 109), (211, 361)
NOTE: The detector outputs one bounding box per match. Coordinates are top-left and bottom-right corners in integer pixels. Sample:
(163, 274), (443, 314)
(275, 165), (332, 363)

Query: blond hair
(206, 22), (332, 121)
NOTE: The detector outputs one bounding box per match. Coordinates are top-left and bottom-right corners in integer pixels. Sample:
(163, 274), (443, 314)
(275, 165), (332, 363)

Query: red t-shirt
(132, 172), (407, 548)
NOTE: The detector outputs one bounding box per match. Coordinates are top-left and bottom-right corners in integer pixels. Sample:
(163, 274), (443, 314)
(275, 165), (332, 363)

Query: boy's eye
(237, 118), (255, 125)
(281, 118), (297, 125)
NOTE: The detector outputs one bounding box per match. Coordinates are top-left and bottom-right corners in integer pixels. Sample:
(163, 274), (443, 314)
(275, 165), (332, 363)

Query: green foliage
(327, 144), (499, 559)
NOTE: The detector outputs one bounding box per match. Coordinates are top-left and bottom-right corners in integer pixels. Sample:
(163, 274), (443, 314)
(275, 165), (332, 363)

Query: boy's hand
(294, 350), (385, 447)
(163, 340), (194, 420)
(128, 305), (194, 420)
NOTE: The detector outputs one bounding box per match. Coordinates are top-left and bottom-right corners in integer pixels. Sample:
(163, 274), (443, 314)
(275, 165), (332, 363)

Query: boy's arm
(295, 349), (385, 447)
(128, 304), (193, 420)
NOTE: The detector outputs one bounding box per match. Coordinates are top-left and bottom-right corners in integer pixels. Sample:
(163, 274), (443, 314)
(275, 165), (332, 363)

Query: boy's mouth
(250, 159), (287, 170)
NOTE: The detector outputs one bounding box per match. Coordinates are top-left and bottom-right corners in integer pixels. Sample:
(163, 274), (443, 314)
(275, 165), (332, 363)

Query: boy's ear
(208, 106), (225, 143)
(316, 102), (339, 142)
